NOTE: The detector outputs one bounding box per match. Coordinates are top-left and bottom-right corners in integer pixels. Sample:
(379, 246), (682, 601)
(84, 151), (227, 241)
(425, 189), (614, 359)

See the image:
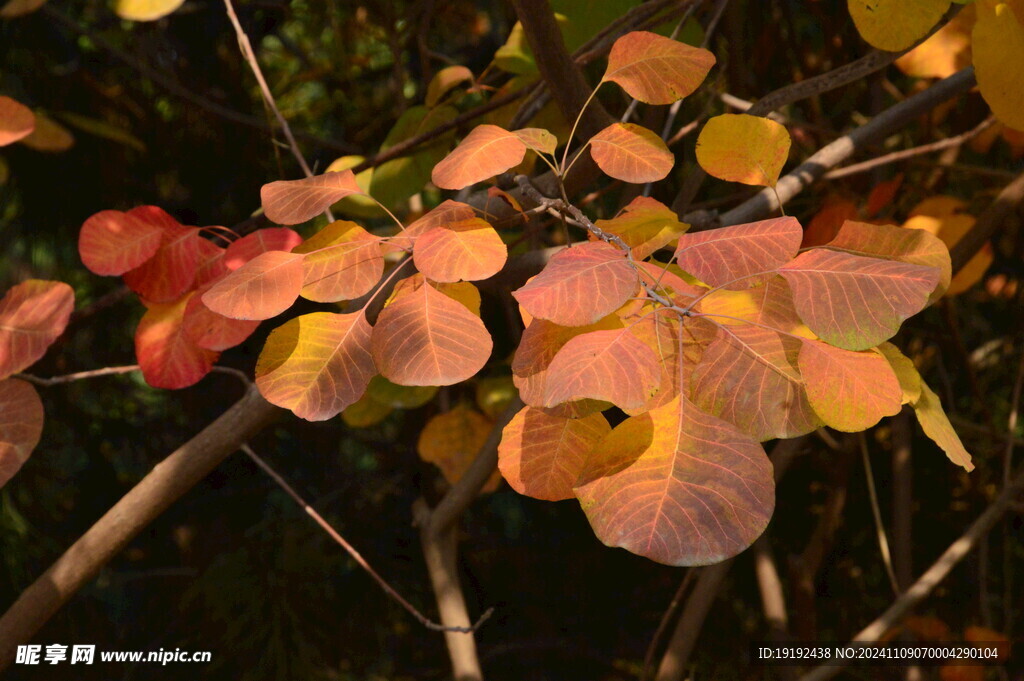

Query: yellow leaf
(973, 2), (1024, 129)
(417, 405), (501, 492)
(876, 342), (923, 404)
(904, 202), (991, 295)
(695, 114), (791, 187)
(19, 112), (74, 152)
(114, 0), (185, 21)
(912, 380), (974, 471)
(896, 5), (975, 78)
(848, 0), (951, 52)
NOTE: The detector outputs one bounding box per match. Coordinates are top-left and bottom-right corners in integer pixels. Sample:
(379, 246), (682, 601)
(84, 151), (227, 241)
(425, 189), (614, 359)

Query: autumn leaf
(261, 170), (365, 225)
(896, 4), (975, 78)
(514, 127), (557, 155)
(877, 341), (923, 404)
(674, 216), (802, 289)
(372, 277), (492, 386)
(387, 199), (476, 253)
(370, 105), (458, 207)
(425, 65), (474, 107)
(973, 1), (1024, 129)
(293, 220), (383, 302)
(366, 375), (438, 409)
(498, 406), (610, 501)
(512, 242), (638, 327)
(135, 294), (218, 389)
(256, 311), (376, 421)
(417, 405), (501, 492)
(341, 393), (393, 428)
(847, 0), (951, 52)
(0, 378), (44, 488)
(695, 114), (791, 187)
(602, 31), (716, 105)
(18, 113), (74, 152)
(194, 239), (230, 288)
(779, 249), (940, 351)
(181, 291), (259, 352)
(114, 0), (184, 20)
(593, 196), (689, 260)
(78, 209), (165, 276)
(413, 218), (507, 282)
(431, 124), (527, 190)
(0, 280), (74, 379)
(475, 376), (517, 418)
(912, 380), (974, 471)
(224, 228), (303, 270)
(903, 201), (987, 296)
(574, 396), (774, 566)
(123, 221), (204, 303)
(0, 95), (35, 146)
(590, 122), (674, 183)
(798, 340), (902, 431)
(202, 251), (305, 320)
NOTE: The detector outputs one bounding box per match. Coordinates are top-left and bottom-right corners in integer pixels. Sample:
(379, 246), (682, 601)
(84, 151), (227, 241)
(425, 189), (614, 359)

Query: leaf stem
(560, 84), (603, 175)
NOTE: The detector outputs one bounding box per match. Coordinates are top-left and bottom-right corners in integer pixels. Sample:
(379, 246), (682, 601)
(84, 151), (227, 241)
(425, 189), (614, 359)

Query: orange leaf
(431, 124), (527, 190)
(514, 127), (557, 154)
(895, 5), (975, 78)
(0, 95), (35, 146)
(498, 406), (610, 501)
(0, 378), (44, 488)
(387, 199), (476, 253)
(574, 396), (774, 566)
(799, 340), (902, 431)
(123, 221), (203, 303)
(135, 294), (218, 389)
(413, 217), (508, 282)
(78, 209), (164, 276)
(181, 290), (259, 351)
(593, 196), (689, 260)
(0, 280), (74, 379)
(602, 31), (716, 105)
(372, 277), (492, 386)
(590, 122), (674, 183)
(418, 405), (500, 492)
(260, 170), (364, 225)
(223, 227), (302, 270)
(543, 328), (662, 410)
(803, 196), (859, 247)
(512, 242), (638, 327)
(294, 220), (383, 302)
(256, 311), (375, 421)
(695, 114), (791, 187)
(674, 216), (802, 289)
(202, 251), (305, 320)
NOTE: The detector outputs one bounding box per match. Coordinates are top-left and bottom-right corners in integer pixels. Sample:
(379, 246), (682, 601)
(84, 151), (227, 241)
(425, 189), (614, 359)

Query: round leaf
(695, 114), (791, 187)
(590, 122), (674, 183)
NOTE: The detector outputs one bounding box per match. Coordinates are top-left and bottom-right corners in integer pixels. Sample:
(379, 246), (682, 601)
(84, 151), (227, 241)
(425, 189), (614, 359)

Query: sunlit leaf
(799, 340), (902, 431)
(593, 196), (689, 259)
(18, 112), (73, 152)
(698, 277), (807, 334)
(256, 311), (375, 421)
(431, 124), (527, 190)
(372, 277), (492, 386)
(293, 220), (383, 302)
(674, 216), (802, 289)
(848, 0), (951, 51)
(590, 122), (674, 183)
(0, 95), (34, 146)
(114, 0), (184, 21)
(695, 114), (791, 187)
(417, 405), (501, 492)
(544, 328), (662, 410)
(0, 280), (74, 379)
(425, 65), (474, 107)
(224, 228), (303, 270)
(602, 30), (716, 105)
(194, 239), (229, 288)
(912, 380), (974, 471)
(181, 291), (259, 351)
(513, 242), (637, 326)
(387, 199), (476, 252)
(0, 378), (43, 489)
(135, 294), (218, 389)
(574, 396), (774, 566)
(202, 251), (305, 320)
(123, 220), (203, 303)
(261, 170), (364, 225)
(877, 341), (922, 404)
(902, 204), (987, 296)
(514, 127), (557, 155)
(498, 406), (610, 501)
(779, 249), (940, 351)
(0, 0), (46, 18)
(413, 218), (508, 282)
(78, 209), (164, 276)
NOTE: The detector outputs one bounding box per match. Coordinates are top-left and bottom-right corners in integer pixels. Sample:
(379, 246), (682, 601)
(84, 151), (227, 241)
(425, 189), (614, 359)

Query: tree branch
(949, 171), (1024, 274)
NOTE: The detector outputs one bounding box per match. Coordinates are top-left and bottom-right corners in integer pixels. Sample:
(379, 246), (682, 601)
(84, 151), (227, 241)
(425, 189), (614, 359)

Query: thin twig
(240, 444), (486, 634)
(859, 432), (901, 597)
(16, 365), (140, 386)
(641, 572), (695, 681)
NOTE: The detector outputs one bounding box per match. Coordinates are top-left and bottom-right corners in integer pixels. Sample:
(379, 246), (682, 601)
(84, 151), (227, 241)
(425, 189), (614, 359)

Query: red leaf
(0, 95), (35, 146)
(602, 31), (716, 105)
(194, 239), (229, 288)
(294, 220), (383, 302)
(798, 340), (902, 431)
(690, 323), (821, 440)
(202, 251), (305, 320)
(431, 124), (527, 190)
(779, 249), (940, 351)
(865, 173), (904, 218)
(372, 277), (492, 386)
(543, 328), (662, 410)
(674, 216), (802, 289)
(224, 227), (303, 270)
(388, 199), (476, 252)
(0, 378), (44, 488)
(498, 407), (611, 501)
(590, 122), (674, 183)
(122, 224), (204, 303)
(0, 280), (74, 379)
(413, 218), (508, 282)
(78, 210), (164, 276)
(181, 290), (259, 351)
(260, 170), (364, 225)
(803, 196), (859, 248)
(512, 242), (638, 326)
(135, 294), (219, 389)
(574, 396), (774, 566)
(256, 311), (375, 421)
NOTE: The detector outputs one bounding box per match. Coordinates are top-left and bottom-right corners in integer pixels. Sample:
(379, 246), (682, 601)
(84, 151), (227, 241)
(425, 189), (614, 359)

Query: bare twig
(16, 365), (140, 386)
(641, 572), (695, 681)
(858, 432), (901, 596)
